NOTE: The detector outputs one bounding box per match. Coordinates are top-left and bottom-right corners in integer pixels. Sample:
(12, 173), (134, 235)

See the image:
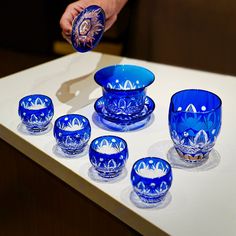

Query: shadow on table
(17, 122), (53, 136)
(56, 54), (123, 113)
(148, 140), (221, 172)
(121, 186), (172, 210)
(92, 112), (155, 133)
(167, 147), (221, 172)
(52, 144), (89, 159)
(88, 166), (128, 183)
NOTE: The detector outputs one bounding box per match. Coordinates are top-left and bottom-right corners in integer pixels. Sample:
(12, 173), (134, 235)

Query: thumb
(105, 14), (117, 31)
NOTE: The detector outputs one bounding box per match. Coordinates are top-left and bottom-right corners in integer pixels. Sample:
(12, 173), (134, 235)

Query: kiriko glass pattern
(18, 94), (54, 133)
(54, 114), (91, 155)
(131, 157), (172, 204)
(89, 135), (128, 178)
(94, 64), (155, 117)
(71, 5), (105, 52)
(168, 89), (222, 163)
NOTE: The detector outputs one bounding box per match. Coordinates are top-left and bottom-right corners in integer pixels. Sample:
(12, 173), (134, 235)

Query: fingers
(62, 31), (72, 44)
(59, 0), (126, 43)
(60, 2), (83, 37)
(105, 14), (117, 31)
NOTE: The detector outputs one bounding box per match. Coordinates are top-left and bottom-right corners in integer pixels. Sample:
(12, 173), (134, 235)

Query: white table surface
(0, 52), (236, 236)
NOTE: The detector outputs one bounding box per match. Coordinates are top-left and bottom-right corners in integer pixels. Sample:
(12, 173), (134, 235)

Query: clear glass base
(176, 148), (209, 164)
(96, 169), (122, 178)
(136, 192), (166, 204)
(60, 146), (85, 156)
(26, 124), (49, 133)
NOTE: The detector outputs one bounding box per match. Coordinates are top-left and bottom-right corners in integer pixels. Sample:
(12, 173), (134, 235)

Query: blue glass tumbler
(168, 89), (222, 163)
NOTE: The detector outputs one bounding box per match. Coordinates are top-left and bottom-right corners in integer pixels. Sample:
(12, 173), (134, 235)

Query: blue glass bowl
(131, 157), (172, 204)
(71, 5), (105, 52)
(54, 114), (91, 155)
(89, 135), (128, 178)
(94, 64), (155, 116)
(94, 96), (155, 125)
(168, 89), (222, 163)
(18, 94), (54, 133)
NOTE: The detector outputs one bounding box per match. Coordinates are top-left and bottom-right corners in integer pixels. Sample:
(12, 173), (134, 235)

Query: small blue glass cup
(94, 64), (155, 116)
(131, 157), (172, 204)
(53, 114), (91, 155)
(18, 94), (54, 133)
(168, 89), (222, 163)
(89, 135), (128, 178)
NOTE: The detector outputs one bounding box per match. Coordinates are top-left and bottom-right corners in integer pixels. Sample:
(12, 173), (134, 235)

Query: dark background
(0, 2), (235, 235)
(1, 0), (236, 77)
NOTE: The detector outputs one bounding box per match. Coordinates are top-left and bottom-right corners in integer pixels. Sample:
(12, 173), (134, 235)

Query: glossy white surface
(0, 52), (236, 236)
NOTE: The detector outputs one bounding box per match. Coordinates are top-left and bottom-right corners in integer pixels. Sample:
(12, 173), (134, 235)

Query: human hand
(60, 0), (128, 43)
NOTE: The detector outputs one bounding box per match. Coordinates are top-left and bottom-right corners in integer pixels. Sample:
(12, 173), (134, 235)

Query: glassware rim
(131, 157), (172, 180)
(170, 88), (222, 114)
(89, 135), (128, 156)
(54, 114), (90, 133)
(19, 94), (53, 114)
(94, 64), (155, 91)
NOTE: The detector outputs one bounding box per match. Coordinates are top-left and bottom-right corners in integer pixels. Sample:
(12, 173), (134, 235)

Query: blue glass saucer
(94, 96), (155, 125)
(71, 5), (105, 52)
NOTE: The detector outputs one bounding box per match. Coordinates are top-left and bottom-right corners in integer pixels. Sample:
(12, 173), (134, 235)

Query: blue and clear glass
(131, 157), (172, 204)
(94, 65), (155, 129)
(89, 135), (129, 178)
(54, 114), (91, 155)
(18, 94), (54, 133)
(71, 5), (105, 52)
(94, 64), (155, 116)
(94, 96), (155, 125)
(168, 89), (222, 163)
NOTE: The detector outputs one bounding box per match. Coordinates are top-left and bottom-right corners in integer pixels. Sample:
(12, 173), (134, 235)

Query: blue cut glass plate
(94, 96), (155, 125)
(71, 5), (105, 52)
